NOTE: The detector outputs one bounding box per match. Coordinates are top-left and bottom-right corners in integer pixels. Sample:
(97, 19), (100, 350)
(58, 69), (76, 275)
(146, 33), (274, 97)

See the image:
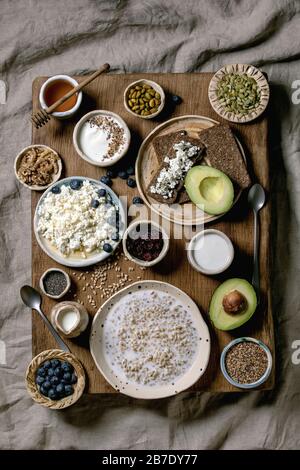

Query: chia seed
(225, 341), (268, 384)
(43, 270), (68, 297)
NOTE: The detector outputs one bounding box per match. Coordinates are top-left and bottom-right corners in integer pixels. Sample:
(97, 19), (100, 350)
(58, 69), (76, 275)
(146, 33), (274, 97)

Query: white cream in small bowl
(73, 110), (131, 167)
(187, 229), (234, 275)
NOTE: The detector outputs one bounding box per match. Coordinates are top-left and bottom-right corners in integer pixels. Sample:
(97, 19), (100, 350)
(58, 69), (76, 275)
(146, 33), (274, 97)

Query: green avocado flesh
(184, 165), (234, 215)
(209, 278), (257, 331)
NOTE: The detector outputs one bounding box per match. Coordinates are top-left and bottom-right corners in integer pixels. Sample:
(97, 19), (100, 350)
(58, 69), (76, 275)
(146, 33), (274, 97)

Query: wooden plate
(135, 115), (246, 226)
(90, 280), (210, 399)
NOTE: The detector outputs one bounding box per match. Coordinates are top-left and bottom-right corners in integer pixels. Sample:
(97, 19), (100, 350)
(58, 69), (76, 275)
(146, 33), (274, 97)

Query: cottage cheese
(150, 141), (200, 199)
(37, 181), (119, 257)
(104, 289), (198, 386)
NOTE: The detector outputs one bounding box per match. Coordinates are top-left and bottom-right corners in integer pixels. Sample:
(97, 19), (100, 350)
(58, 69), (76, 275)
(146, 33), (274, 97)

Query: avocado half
(209, 278), (257, 331)
(185, 165), (234, 215)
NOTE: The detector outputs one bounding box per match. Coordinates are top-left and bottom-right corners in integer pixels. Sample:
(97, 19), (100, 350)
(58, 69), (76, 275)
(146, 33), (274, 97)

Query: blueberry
(171, 94), (182, 104)
(91, 199), (100, 209)
(43, 360), (51, 369)
(71, 373), (77, 384)
(48, 388), (58, 400)
(56, 383), (64, 395)
(103, 243), (113, 253)
(43, 380), (51, 390)
(64, 385), (74, 396)
(106, 168), (117, 178)
(126, 166), (135, 176)
(61, 361), (73, 373)
(63, 372), (72, 383)
(70, 179), (82, 190)
(39, 385), (48, 397)
(54, 366), (63, 377)
(51, 359), (60, 368)
(47, 368), (55, 377)
(37, 366), (46, 377)
(127, 178), (136, 188)
(118, 171), (128, 180)
(100, 176), (112, 187)
(133, 196), (144, 205)
(111, 233), (119, 242)
(51, 186), (61, 194)
(50, 376), (59, 386)
(35, 375), (45, 386)
(97, 188), (106, 198)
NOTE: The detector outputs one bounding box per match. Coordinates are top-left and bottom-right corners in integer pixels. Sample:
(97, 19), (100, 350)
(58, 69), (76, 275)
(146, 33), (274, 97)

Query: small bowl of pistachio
(124, 79), (165, 119)
(208, 64), (270, 123)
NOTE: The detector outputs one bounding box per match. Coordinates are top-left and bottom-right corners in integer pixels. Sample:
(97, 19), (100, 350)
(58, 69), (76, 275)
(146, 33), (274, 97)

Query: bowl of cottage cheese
(34, 177), (126, 267)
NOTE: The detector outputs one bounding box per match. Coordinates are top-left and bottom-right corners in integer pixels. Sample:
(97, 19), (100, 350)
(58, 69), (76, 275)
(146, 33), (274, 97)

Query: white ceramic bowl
(122, 219), (169, 267)
(34, 176), (126, 268)
(73, 110), (131, 167)
(14, 144), (62, 191)
(39, 268), (71, 299)
(187, 229), (234, 275)
(124, 79), (165, 119)
(220, 337), (273, 389)
(39, 74), (82, 119)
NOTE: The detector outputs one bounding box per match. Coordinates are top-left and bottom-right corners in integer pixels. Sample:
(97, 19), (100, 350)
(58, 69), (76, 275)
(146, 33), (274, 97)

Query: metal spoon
(20, 285), (70, 352)
(247, 184), (266, 302)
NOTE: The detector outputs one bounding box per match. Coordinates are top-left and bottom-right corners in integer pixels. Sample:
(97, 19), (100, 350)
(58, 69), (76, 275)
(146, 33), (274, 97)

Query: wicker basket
(25, 349), (85, 410)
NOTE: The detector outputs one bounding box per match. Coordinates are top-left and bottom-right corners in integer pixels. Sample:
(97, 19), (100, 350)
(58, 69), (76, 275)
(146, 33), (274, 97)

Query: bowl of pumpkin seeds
(124, 79), (165, 119)
(208, 64), (270, 123)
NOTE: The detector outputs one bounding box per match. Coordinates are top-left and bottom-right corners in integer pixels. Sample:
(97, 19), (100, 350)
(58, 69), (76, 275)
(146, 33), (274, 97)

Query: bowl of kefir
(187, 229), (234, 275)
(73, 110), (131, 167)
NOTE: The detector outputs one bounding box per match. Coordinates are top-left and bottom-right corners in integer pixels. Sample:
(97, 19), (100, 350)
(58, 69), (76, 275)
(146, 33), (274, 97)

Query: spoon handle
(36, 307), (70, 353)
(252, 209), (260, 302)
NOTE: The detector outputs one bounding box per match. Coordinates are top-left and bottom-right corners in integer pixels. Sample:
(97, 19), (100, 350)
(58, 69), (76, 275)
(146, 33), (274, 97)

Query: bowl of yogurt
(73, 110), (131, 167)
(187, 229), (234, 275)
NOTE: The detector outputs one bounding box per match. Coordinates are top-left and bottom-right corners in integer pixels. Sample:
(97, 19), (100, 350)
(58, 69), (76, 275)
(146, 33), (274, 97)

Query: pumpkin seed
(216, 72), (261, 115)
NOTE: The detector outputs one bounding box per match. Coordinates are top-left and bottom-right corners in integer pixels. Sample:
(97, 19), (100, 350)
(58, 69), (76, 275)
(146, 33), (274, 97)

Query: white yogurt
(188, 229), (234, 274)
(59, 307), (78, 333)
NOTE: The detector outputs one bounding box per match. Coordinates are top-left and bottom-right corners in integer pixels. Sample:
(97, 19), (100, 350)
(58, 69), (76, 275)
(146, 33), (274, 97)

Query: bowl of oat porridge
(90, 280), (210, 399)
(34, 176), (126, 267)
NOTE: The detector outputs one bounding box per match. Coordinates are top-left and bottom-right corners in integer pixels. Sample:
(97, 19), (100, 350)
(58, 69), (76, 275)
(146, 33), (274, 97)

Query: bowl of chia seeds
(220, 337), (272, 389)
(40, 268), (71, 299)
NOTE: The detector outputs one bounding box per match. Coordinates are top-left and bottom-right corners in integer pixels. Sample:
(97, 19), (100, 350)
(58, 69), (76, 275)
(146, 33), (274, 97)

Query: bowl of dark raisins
(25, 349), (85, 409)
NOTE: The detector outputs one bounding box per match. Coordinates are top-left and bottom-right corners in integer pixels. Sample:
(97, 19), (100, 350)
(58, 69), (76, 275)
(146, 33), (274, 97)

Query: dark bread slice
(198, 124), (251, 189)
(147, 136), (205, 204)
(152, 130), (187, 165)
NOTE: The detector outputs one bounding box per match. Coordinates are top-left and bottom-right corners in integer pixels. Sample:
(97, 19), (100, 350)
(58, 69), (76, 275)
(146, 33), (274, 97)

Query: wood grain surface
(31, 73), (275, 393)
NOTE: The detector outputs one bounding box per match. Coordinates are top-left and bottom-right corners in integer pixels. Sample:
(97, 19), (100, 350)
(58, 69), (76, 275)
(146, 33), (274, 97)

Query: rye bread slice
(152, 130), (187, 165)
(198, 124), (251, 189)
(147, 136), (205, 204)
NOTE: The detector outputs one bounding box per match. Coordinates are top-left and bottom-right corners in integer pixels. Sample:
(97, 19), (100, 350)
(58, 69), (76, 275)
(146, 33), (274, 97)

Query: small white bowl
(124, 79), (165, 119)
(39, 268), (71, 299)
(73, 110), (131, 167)
(122, 219), (169, 267)
(39, 74), (82, 119)
(187, 229), (234, 275)
(220, 337), (273, 389)
(14, 144), (62, 191)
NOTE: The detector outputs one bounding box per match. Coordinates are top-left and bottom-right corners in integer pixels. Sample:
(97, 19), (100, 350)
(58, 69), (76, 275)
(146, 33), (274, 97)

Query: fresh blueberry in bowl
(56, 383), (64, 395)
(37, 366), (46, 377)
(50, 376), (59, 386)
(51, 185), (61, 194)
(103, 243), (113, 253)
(118, 170), (128, 180)
(64, 385), (74, 396)
(91, 199), (100, 209)
(48, 389), (58, 400)
(54, 366), (63, 377)
(100, 176), (112, 186)
(97, 188), (106, 198)
(43, 380), (51, 390)
(61, 361), (73, 373)
(51, 359), (60, 368)
(63, 372), (72, 383)
(39, 385), (49, 397)
(36, 375), (45, 385)
(127, 178), (136, 188)
(43, 360), (51, 369)
(133, 196), (144, 205)
(47, 368), (54, 377)
(70, 179), (82, 190)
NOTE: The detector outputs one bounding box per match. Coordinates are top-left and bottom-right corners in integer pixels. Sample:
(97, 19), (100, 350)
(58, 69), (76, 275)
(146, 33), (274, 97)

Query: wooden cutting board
(31, 73), (275, 393)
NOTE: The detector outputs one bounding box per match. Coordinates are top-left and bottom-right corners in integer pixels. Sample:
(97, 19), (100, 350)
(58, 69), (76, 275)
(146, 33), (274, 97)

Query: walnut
(222, 290), (247, 314)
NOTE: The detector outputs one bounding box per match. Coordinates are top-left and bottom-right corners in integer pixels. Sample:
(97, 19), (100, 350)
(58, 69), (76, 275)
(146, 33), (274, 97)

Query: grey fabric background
(1, 0), (300, 450)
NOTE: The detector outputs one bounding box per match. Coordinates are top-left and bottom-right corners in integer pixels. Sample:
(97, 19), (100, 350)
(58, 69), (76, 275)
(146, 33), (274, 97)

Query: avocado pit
(222, 290), (247, 315)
